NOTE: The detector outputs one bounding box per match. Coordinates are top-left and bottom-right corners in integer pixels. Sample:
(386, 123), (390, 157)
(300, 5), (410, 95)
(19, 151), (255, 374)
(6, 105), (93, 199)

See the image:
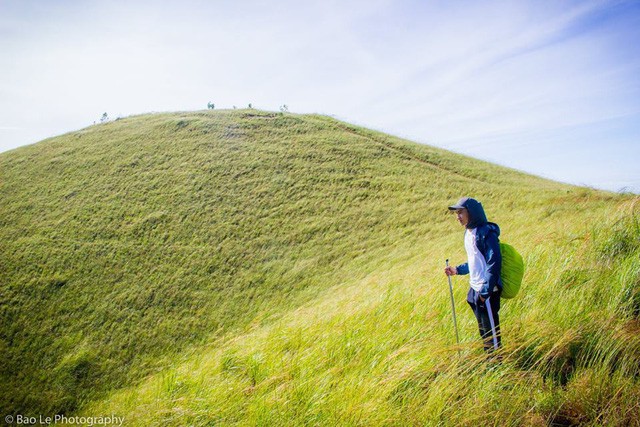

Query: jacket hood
(462, 198), (488, 229)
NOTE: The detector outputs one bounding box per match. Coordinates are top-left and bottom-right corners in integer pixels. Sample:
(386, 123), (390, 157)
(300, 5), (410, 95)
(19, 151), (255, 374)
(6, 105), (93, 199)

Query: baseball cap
(448, 197), (470, 210)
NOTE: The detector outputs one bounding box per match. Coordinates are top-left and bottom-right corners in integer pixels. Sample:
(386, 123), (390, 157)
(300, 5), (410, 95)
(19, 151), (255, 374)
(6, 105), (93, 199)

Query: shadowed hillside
(1, 110), (638, 424)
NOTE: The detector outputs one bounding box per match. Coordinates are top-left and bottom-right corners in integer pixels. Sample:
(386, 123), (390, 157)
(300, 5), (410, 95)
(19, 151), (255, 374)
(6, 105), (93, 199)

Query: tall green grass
(1, 109), (637, 425)
(83, 201), (640, 426)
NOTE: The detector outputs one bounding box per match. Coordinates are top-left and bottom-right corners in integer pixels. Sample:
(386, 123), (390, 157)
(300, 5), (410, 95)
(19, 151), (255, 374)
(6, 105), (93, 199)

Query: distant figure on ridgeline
(444, 197), (503, 352)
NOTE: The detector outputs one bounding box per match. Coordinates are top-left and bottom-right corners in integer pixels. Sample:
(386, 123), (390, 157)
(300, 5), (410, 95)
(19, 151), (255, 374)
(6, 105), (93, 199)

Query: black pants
(467, 287), (501, 352)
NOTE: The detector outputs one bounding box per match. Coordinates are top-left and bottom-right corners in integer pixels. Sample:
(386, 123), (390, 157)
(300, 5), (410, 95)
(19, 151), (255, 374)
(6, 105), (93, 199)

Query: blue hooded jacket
(454, 198), (502, 297)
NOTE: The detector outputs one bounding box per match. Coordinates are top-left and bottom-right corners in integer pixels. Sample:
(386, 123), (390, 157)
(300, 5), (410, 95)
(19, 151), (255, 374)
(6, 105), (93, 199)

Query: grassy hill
(1, 109), (638, 425)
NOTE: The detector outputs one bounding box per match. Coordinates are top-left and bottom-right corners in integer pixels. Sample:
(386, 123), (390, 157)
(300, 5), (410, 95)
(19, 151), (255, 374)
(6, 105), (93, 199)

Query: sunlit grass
(1, 109), (638, 425)
(85, 201), (639, 426)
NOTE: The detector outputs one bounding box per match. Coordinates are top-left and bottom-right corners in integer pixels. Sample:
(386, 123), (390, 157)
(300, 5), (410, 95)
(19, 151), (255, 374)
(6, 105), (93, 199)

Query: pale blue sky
(1, 0), (639, 192)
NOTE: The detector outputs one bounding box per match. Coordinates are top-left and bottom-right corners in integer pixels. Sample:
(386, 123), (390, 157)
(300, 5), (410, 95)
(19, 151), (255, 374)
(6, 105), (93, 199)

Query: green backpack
(499, 242), (524, 299)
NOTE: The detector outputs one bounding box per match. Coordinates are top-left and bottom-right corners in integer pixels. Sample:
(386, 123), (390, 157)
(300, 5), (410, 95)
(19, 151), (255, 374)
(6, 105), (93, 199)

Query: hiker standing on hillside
(444, 197), (502, 352)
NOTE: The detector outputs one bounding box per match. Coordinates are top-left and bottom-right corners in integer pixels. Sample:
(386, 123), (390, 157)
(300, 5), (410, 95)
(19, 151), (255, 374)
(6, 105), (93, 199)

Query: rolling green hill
(1, 109), (638, 425)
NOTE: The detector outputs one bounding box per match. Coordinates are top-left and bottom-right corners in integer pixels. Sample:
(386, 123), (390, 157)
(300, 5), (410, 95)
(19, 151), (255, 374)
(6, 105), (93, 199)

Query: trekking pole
(446, 259), (461, 356)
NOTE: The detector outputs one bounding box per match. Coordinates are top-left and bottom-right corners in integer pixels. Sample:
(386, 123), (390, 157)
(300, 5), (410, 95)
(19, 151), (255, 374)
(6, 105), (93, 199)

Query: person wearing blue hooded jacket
(444, 197), (502, 352)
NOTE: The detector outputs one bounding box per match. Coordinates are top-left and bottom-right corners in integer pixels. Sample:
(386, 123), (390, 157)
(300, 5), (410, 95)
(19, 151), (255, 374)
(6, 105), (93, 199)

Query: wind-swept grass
(83, 203), (640, 426)
(1, 109), (637, 425)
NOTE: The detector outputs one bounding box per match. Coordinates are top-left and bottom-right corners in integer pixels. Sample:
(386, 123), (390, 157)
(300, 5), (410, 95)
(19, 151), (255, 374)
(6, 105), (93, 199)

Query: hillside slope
(1, 110), (638, 424)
